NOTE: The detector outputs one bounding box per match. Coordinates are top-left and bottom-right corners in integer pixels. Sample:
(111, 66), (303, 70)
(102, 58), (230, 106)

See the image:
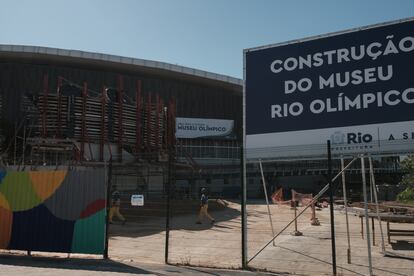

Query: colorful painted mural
(0, 169), (106, 254)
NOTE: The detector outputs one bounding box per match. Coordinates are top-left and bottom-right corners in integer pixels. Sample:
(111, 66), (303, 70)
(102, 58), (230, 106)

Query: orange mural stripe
(0, 193), (9, 211)
(29, 171), (67, 201)
(0, 206), (12, 249)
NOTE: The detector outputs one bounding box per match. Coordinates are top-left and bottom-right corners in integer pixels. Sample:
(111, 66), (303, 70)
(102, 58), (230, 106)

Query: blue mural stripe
(8, 204), (75, 253)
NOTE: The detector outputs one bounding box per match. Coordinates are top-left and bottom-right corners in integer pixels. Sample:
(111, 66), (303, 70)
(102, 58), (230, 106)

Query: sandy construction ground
(108, 201), (414, 275)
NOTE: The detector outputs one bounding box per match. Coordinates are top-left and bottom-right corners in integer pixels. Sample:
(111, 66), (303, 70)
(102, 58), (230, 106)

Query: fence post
(165, 148), (173, 263)
(327, 140), (337, 275)
(341, 157), (352, 264)
(104, 158), (112, 259)
(361, 156), (373, 275)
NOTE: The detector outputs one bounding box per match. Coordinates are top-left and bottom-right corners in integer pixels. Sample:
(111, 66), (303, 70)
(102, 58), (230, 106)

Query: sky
(0, 0), (413, 78)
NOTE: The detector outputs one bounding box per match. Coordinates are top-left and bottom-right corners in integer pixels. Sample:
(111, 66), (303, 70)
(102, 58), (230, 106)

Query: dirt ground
(108, 201), (414, 276)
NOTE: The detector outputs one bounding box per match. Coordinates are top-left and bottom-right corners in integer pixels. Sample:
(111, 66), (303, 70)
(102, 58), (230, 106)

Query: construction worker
(109, 185), (126, 225)
(196, 188), (215, 224)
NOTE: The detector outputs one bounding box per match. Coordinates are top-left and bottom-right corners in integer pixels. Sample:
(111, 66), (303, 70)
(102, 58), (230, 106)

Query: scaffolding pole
(155, 95), (160, 150)
(42, 74), (48, 139)
(100, 86), (106, 162)
(80, 82), (87, 161)
(135, 80), (141, 157)
(117, 75), (124, 162)
(147, 93), (152, 150)
(57, 76), (63, 138)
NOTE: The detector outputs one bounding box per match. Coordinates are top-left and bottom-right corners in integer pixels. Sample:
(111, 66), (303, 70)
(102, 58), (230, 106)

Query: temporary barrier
(0, 169), (106, 254)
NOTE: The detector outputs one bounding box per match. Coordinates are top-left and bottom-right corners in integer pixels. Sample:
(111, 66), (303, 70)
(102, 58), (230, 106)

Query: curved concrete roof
(0, 44), (242, 89)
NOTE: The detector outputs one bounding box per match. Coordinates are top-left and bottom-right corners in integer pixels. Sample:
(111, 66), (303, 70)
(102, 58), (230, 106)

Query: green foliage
(399, 155), (414, 189)
(397, 156), (414, 204)
(396, 188), (414, 204)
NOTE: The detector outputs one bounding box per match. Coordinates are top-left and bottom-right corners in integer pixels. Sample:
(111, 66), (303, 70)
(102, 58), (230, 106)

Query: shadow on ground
(391, 240), (414, 251)
(0, 254), (153, 274)
(109, 200), (242, 238)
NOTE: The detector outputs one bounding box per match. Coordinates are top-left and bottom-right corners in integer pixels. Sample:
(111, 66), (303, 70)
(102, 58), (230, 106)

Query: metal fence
(102, 151), (414, 275)
(245, 156), (414, 276)
(2, 153), (412, 276)
(0, 168), (106, 255)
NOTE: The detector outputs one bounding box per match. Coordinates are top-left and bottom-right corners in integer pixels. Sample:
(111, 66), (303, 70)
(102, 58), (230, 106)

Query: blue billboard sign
(245, 18), (414, 159)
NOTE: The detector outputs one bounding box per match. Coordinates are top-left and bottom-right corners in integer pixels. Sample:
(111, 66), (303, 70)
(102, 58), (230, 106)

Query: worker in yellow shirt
(109, 186), (126, 225)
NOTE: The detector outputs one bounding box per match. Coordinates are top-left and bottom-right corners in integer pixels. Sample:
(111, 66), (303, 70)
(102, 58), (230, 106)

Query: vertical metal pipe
(164, 102), (175, 264)
(165, 147), (173, 263)
(104, 158), (112, 259)
(327, 140), (337, 275)
(341, 157), (352, 264)
(259, 160), (276, 246)
(241, 145), (247, 269)
(242, 51), (248, 269)
(369, 157), (386, 253)
(361, 156), (373, 275)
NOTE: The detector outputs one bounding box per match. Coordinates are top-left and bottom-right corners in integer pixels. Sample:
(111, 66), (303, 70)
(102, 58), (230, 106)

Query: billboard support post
(241, 145), (247, 269)
(327, 140), (337, 275)
(242, 49), (248, 269)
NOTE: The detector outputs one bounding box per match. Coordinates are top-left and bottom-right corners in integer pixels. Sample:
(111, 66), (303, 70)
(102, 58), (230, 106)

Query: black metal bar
(327, 140), (337, 275)
(241, 145), (247, 269)
(165, 148), (172, 263)
(104, 158), (112, 259)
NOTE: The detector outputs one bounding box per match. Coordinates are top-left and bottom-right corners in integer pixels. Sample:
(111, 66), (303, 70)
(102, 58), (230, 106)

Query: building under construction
(0, 44), (243, 198)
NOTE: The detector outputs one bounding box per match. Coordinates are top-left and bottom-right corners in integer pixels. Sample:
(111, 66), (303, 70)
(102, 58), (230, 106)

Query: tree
(400, 155), (414, 188)
(397, 155), (414, 204)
